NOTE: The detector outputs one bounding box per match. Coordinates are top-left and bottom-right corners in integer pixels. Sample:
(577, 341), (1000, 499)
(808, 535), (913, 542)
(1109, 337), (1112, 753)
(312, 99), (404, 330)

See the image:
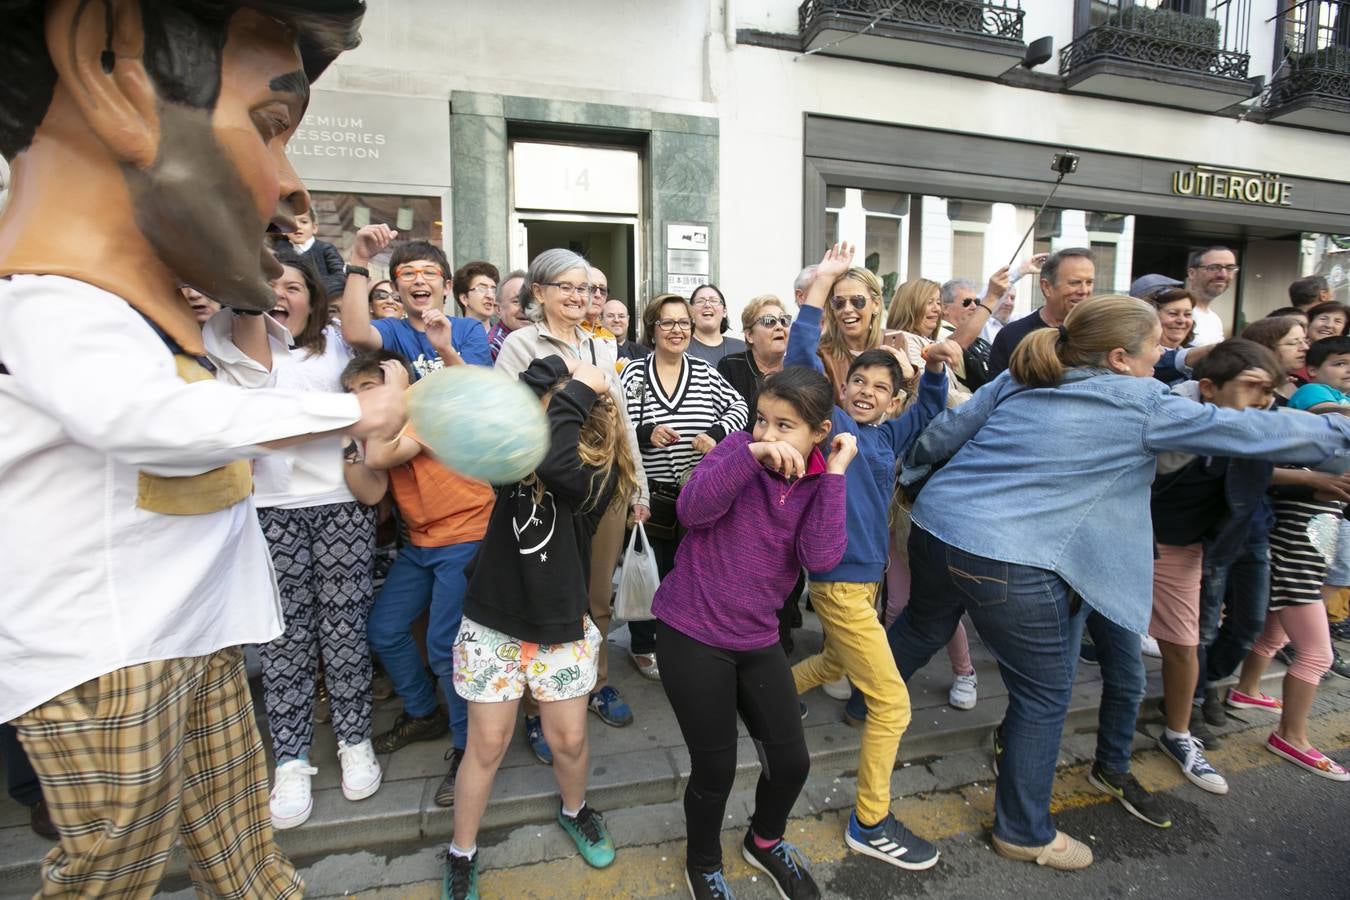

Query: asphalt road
(276, 703), (1349, 900)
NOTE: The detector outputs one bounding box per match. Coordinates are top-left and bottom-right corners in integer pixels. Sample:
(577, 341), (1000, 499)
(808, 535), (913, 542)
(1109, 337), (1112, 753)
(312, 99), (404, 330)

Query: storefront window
(1091, 240), (1119, 294)
(306, 192), (444, 276)
(825, 187), (907, 301)
(1302, 233), (1350, 303)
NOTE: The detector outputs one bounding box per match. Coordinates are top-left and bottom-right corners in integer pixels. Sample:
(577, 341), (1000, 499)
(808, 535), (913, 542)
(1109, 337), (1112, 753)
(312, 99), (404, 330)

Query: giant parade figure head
(0, 0), (364, 355)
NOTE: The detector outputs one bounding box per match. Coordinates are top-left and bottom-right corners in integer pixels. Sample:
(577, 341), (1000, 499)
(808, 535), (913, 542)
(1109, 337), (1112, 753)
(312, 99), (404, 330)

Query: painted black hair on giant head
(846, 348), (905, 398)
(757, 366), (833, 428)
(389, 240), (450, 281)
(1307, 335), (1350, 369)
(0, 0), (364, 160)
(1191, 338), (1281, 388)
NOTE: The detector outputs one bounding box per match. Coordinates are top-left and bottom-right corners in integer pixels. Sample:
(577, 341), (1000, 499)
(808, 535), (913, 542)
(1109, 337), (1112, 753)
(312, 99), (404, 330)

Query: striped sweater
(620, 353), (748, 483)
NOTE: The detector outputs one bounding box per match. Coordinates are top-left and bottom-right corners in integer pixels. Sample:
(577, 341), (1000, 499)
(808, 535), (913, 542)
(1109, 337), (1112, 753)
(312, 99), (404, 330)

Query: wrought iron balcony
(797, 1), (1027, 77)
(1059, 1), (1256, 112)
(1265, 0), (1350, 132)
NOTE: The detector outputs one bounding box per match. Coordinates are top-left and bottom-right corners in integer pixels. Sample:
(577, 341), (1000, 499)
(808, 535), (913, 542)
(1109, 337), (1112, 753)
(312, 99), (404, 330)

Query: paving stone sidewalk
(2, 603), (1252, 890)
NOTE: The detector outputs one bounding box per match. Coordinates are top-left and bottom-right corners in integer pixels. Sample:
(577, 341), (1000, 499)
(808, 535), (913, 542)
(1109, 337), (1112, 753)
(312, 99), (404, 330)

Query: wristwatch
(346, 265), (370, 278)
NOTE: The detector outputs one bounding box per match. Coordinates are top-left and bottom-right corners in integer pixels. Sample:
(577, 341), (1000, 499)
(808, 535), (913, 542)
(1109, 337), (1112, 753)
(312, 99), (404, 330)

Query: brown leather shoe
(30, 800), (58, 840)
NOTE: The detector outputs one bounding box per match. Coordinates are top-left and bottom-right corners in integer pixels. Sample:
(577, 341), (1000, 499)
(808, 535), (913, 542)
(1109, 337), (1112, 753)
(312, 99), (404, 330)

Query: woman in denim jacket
(886, 295), (1350, 871)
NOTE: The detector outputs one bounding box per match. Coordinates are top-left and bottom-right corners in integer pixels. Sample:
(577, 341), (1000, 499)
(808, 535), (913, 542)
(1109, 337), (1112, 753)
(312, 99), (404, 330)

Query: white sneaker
(338, 738), (383, 801)
(948, 672), (978, 710)
(823, 677), (853, 700)
(270, 759), (318, 830)
(1141, 636), (1162, 658)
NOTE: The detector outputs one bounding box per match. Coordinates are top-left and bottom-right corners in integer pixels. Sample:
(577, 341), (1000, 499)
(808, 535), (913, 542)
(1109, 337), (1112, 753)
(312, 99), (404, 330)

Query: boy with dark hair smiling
(1290, 336), (1350, 413)
(786, 242), (958, 874)
(340, 224), (492, 379)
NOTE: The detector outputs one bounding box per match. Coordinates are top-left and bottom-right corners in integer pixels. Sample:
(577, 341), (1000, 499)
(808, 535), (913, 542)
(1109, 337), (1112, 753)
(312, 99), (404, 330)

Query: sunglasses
(830, 295), (869, 311)
(959, 297), (979, 308)
(754, 314), (793, 328)
(370, 289), (395, 301)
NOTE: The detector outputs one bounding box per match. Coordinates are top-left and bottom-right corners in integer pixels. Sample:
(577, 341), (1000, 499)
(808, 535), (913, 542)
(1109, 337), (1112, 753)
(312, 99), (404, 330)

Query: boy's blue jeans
(367, 541), (480, 750)
(1196, 537), (1271, 698)
(1085, 611), (1144, 775)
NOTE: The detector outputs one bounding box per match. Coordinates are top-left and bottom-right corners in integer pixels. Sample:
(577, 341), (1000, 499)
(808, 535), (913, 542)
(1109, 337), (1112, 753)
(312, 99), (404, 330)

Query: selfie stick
(1005, 152), (1079, 271)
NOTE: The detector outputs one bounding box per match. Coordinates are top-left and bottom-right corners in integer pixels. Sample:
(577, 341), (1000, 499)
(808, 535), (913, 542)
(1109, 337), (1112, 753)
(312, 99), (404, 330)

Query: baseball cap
(1129, 274), (1183, 300)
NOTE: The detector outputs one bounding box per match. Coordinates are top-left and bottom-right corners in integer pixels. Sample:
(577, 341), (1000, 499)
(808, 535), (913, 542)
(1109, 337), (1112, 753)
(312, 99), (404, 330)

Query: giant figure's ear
(45, 0), (159, 168)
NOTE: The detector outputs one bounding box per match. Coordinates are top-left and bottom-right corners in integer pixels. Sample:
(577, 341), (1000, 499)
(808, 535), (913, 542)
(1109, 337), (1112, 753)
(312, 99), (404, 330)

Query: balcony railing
(1060, 0), (1251, 81)
(797, 0), (1024, 42)
(1268, 1), (1350, 109)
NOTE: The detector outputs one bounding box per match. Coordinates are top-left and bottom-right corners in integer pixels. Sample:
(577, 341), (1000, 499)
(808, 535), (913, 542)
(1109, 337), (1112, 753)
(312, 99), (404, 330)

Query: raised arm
(946, 267), (1008, 350)
(675, 431), (765, 529)
(341, 224), (398, 351)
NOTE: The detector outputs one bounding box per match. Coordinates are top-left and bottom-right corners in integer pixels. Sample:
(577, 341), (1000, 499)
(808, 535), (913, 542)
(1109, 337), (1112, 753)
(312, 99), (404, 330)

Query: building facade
(285, 0), (1350, 333)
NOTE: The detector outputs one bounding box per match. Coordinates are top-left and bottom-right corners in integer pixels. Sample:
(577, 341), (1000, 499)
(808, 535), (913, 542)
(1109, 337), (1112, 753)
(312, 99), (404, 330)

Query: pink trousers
(1250, 602), (1334, 685)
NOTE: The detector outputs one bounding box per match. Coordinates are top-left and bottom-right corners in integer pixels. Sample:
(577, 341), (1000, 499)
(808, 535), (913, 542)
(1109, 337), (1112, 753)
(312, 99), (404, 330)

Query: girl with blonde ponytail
(881, 294), (1350, 873)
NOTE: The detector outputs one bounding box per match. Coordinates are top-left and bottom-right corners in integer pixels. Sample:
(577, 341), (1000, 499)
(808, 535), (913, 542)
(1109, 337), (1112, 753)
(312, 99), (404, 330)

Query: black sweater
(462, 368), (618, 644)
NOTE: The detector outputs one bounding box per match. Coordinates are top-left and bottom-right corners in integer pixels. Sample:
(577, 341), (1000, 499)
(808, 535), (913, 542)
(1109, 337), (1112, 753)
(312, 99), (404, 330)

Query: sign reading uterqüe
(1171, 165), (1292, 207)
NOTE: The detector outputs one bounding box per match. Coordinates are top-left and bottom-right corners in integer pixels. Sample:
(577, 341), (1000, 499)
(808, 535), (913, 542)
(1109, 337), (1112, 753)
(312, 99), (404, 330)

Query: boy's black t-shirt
(1152, 456), (1230, 546)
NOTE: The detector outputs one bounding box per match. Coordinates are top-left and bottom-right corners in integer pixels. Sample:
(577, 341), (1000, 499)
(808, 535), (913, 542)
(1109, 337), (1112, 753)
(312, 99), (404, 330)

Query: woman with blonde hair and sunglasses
(816, 265), (889, 397)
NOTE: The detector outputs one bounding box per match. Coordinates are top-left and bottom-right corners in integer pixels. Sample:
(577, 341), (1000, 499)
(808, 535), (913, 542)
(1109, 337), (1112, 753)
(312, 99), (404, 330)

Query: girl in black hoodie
(443, 355), (638, 899)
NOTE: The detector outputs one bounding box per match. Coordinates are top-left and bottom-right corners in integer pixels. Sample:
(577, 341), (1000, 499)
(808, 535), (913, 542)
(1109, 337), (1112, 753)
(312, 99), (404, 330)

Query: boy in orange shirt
(343, 350), (494, 810)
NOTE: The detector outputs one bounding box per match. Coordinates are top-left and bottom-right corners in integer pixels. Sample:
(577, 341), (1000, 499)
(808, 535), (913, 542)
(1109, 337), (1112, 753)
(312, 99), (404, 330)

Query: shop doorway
(510, 213), (640, 339)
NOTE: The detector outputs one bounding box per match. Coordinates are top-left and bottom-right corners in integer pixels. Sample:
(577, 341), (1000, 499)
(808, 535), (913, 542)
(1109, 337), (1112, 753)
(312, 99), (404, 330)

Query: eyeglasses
(754, 314), (793, 328)
(1196, 264), (1240, 275)
(830, 295), (869, 311)
(465, 284), (496, 296)
(959, 297), (979, 308)
(394, 264), (445, 283)
(590, 285), (609, 297)
(691, 295), (724, 307)
(370, 289), (394, 301)
(656, 318), (693, 332)
(543, 281), (591, 297)
(1277, 338), (1310, 348)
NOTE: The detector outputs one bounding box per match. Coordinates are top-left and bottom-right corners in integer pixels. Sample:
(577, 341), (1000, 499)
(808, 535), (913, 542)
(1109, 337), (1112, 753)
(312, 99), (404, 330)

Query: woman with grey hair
(495, 249), (651, 764)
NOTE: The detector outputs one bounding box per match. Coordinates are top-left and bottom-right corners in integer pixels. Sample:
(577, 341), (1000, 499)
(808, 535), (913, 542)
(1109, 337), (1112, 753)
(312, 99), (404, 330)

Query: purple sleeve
(795, 473), (848, 572)
(676, 432), (764, 529)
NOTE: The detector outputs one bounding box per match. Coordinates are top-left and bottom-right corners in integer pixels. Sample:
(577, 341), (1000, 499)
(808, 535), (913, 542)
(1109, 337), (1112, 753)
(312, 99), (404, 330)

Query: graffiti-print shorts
(452, 615), (600, 703)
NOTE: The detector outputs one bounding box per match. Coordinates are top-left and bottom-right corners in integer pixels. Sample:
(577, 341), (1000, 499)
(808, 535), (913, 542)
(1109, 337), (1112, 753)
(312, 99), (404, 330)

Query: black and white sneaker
(1087, 762), (1172, 828)
(685, 864), (735, 900)
(844, 812), (939, 870)
(741, 831), (819, 900)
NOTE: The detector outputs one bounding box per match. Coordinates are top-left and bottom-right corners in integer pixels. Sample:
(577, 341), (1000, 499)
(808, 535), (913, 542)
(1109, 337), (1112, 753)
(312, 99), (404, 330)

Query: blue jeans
(1085, 611), (1144, 774)
(887, 527), (1084, 847)
(885, 523), (1085, 847)
(367, 541), (479, 750)
(1197, 537), (1270, 697)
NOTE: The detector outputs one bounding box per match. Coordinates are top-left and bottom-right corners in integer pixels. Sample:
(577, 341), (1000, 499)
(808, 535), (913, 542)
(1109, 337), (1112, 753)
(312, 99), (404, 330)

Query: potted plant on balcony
(1099, 4), (1221, 73)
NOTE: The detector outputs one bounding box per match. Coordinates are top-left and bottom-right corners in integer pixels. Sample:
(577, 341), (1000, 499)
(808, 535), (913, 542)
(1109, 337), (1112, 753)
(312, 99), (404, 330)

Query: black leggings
(656, 620), (810, 871)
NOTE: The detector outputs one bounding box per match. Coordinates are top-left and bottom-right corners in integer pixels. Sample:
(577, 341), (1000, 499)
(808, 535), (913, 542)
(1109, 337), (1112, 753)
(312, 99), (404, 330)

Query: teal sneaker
(441, 849), (477, 900)
(556, 803), (616, 868)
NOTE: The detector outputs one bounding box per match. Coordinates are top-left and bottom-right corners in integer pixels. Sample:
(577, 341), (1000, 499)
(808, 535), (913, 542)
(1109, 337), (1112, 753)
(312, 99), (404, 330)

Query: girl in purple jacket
(653, 366), (856, 900)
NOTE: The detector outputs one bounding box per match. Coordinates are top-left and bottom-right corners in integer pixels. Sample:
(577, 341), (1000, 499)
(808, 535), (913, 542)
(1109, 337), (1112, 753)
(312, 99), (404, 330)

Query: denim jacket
(902, 367), (1350, 634)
